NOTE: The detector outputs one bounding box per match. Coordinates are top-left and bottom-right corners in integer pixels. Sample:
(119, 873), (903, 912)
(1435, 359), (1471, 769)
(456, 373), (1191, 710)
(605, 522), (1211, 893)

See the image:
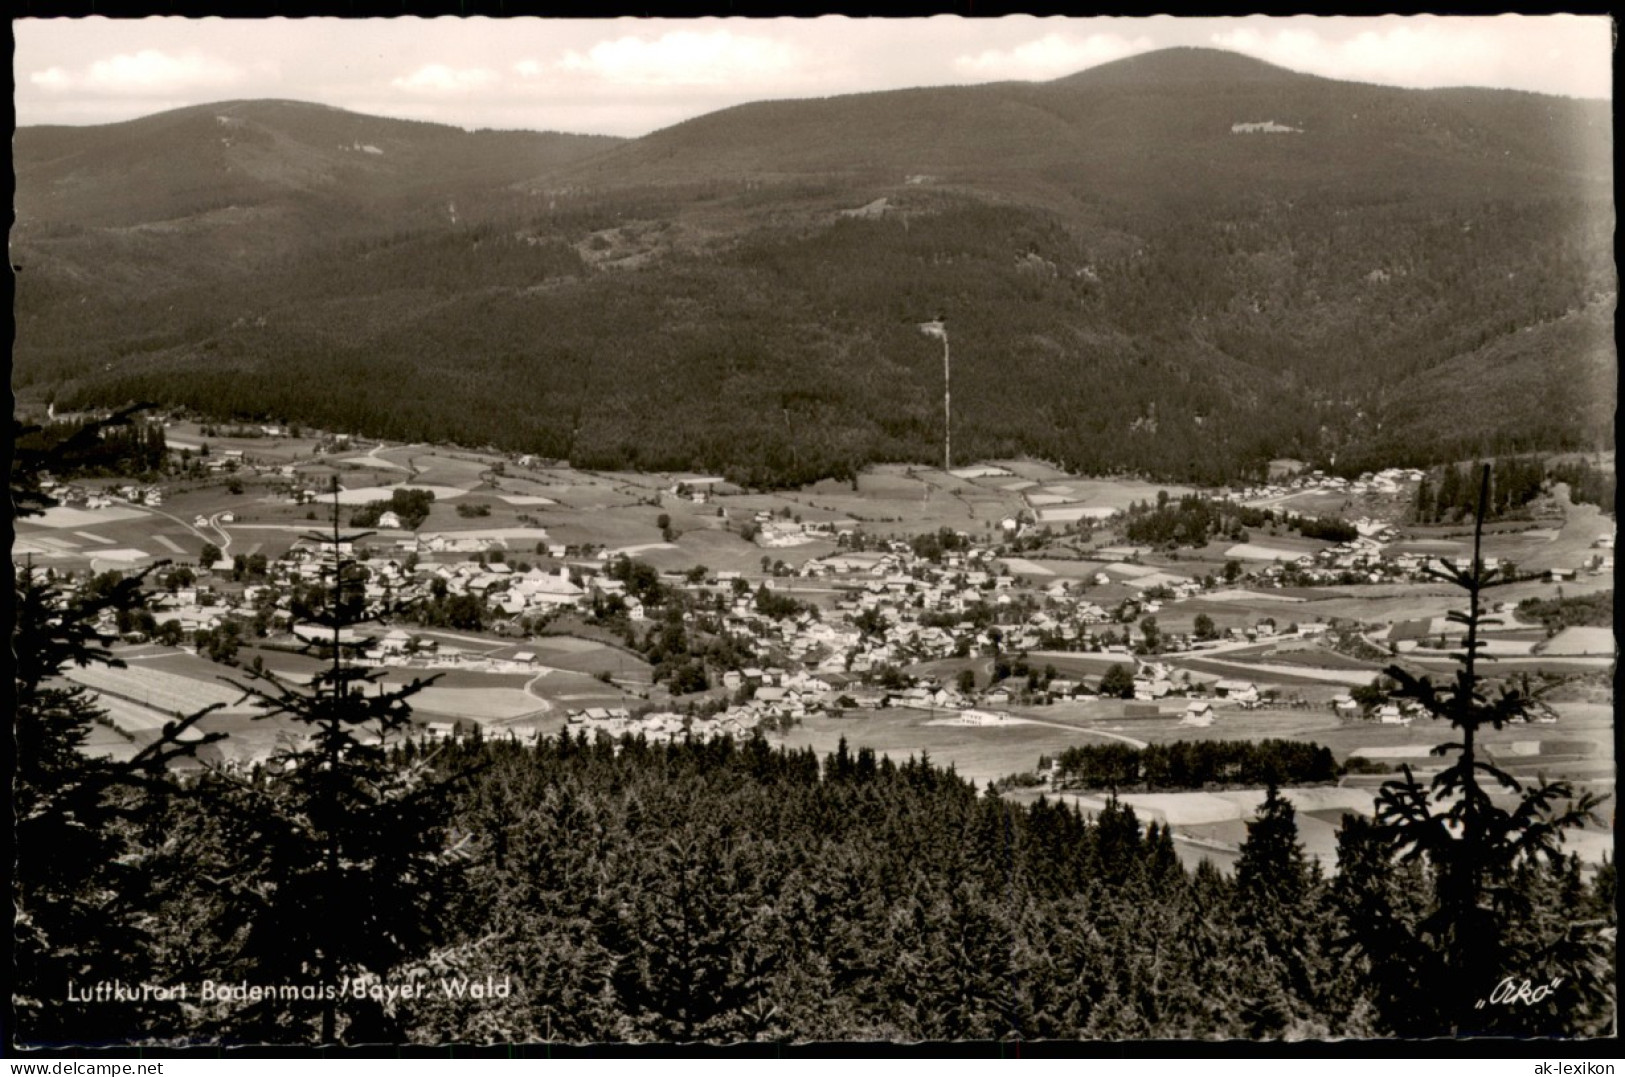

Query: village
(17, 419), (1615, 870)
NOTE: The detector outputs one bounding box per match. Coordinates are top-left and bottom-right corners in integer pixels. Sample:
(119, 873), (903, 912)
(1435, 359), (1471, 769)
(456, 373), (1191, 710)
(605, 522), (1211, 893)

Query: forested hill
(553, 48), (1609, 205)
(12, 101), (621, 292)
(13, 48), (1615, 487)
(16, 100), (621, 227)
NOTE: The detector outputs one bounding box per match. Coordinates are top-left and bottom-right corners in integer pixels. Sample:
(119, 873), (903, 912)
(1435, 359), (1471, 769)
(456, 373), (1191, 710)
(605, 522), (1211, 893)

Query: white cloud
(953, 32), (1155, 81)
(390, 64), (500, 95)
(13, 16), (1610, 133)
(1210, 18), (1611, 98)
(30, 67), (73, 91)
(555, 29), (798, 88)
(1212, 24), (1481, 86)
(29, 49), (246, 95)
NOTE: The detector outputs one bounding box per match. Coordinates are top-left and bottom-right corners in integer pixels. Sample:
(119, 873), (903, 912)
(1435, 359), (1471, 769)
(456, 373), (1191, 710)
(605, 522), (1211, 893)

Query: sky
(13, 15), (1614, 137)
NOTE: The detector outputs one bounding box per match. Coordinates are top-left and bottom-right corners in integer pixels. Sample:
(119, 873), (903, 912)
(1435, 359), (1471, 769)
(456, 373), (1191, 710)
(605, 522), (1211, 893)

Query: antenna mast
(918, 318), (951, 473)
(943, 330), (951, 473)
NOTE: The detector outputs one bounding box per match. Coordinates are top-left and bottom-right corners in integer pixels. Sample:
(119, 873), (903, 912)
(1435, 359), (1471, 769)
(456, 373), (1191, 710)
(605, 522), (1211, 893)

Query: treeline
(1049, 738), (1339, 792)
(1517, 591), (1614, 634)
(1122, 494), (1267, 547)
(1121, 494), (1356, 549)
(24, 184), (1613, 489)
(350, 487), (436, 529)
(910, 526), (974, 563)
(1413, 454), (1617, 523)
(1414, 455), (1547, 523)
(1550, 457), (1616, 514)
(12, 417), (167, 479)
(1294, 516), (1358, 542)
(26, 726), (1613, 1044)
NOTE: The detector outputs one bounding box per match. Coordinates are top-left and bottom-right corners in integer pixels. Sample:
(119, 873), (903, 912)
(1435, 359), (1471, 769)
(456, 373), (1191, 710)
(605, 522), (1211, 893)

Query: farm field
(379, 669), (533, 690)
(787, 466), (1021, 533)
(93, 693), (179, 734)
(526, 643), (651, 680)
(775, 693), (1490, 793)
(132, 650), (252, 680)
(536, 669), (647, 710)
(669, 528), (788, 575)
(1012, 692), (1613, 871)
(1300, 701), (1613, 773)
(63, 662), (256, 716)
(1543, 626), (1616, 655)
(1176, 808), (1348, 872)
(81, 720), (142, 763)
(777, 706), (1125, 789)
(995, 469), (1197, 510)
(1006, 558), (1112, 579)
(354, 446), (494, 490)
(1224, 537), (1334, 563)
(1224, 647), (1382, 671)
(1166, 656), (1375, 687)
(332, 484), (467, 505)
(401, 686), (550, 722)
(237, 645), (329, 681)
(1027, 702), (1345, 744)
(521, 634), (626, 654)
(20, 504), (148, 529)
(542, 510), (683, 552)
(1401, 655), (1613, 676)
(15, 504), (201, 570)
(1024, 652), (1140, 678)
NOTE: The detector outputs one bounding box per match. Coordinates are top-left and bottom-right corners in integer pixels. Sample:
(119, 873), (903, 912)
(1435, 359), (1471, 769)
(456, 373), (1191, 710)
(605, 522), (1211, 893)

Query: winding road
(1014, 715), (1149, 749)
(135, 505), (216, 552)
(205, 512), (233, 554)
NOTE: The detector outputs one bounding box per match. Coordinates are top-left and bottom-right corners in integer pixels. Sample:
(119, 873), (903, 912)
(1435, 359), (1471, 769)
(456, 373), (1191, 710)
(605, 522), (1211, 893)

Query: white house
(1215, 679), (1260, 708)
(1181, 700), (1215, 727)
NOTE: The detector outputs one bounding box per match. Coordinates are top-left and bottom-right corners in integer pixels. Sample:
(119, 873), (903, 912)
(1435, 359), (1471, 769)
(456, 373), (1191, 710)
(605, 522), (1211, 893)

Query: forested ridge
(12, 49), (1615, 486)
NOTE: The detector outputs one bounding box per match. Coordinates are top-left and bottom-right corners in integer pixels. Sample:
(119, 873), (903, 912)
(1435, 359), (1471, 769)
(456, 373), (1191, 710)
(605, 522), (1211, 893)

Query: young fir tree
(206, 482), (463, 1043)
(1230, 784), (1335, 1038)
(12, 407), (226, 1045)
(1360, 463), (1607, 1036)
(13, 564), (232, 1044)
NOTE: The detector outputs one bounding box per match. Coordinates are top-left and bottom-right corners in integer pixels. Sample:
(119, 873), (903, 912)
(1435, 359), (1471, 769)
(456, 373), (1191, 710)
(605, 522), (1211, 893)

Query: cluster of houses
(144, 586), (226, 635)
(422, 561), (586, 615)
(750, 513), (845, 548)
(1257, 530), (1435, 587)
(561, 666), (873, 742)
(43, 440), (1611, 766)
(199, 449), (247, 473)
(1326, 695), (1418, 726)
(1231, 467), (1425, 503)
(39, 479), (164, 510)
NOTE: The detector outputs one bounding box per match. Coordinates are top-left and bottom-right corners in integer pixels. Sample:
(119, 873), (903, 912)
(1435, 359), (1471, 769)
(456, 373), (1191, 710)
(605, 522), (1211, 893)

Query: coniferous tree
(11, 409), (224, 1046)
(201, 483), (464, 1043)
(1232, 785), (1335, 1037)
(12, 565), (231, 1044)
(1364, 463), (1607, 1035)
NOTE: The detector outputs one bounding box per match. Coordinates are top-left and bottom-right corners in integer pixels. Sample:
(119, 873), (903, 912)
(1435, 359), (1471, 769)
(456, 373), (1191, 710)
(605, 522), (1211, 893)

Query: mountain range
(13, 47), (1616, 486)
